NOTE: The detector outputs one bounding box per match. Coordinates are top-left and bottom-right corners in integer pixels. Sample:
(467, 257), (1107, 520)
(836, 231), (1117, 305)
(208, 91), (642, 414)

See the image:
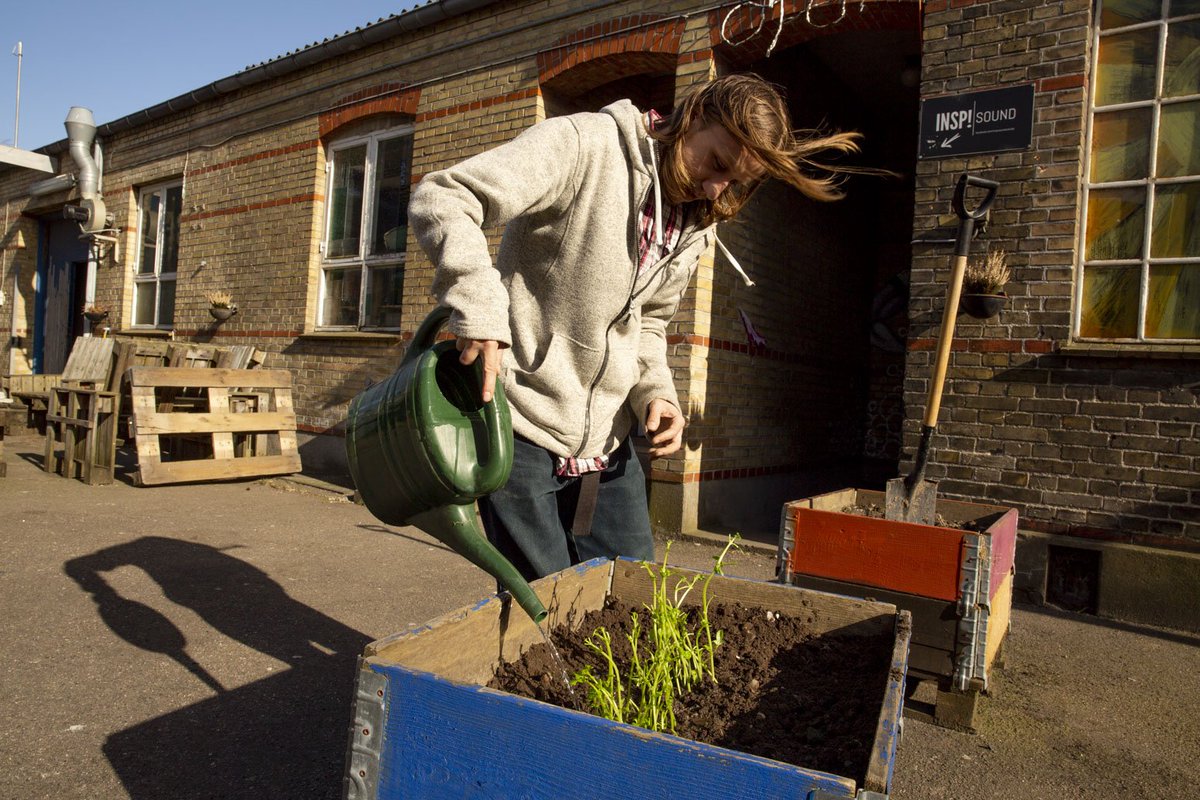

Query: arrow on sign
(940, 133), (961, 148)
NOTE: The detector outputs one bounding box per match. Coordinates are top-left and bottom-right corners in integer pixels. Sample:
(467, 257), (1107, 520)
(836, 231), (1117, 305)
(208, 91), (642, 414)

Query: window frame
(1075, 1), (1200, 343)
(132, 179), (182, 330)
(318, 123), (414, 331)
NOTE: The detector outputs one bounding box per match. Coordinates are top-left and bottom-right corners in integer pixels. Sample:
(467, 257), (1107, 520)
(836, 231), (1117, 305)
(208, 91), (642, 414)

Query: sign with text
(918, 84), (1035, 159)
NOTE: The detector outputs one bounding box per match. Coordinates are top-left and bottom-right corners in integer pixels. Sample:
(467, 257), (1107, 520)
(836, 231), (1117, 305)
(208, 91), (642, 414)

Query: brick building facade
(2, 0), (1197, 616)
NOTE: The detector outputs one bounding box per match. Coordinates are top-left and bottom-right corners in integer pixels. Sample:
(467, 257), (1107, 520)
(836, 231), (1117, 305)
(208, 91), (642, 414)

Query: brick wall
(5, 0), (1192, 549)
(913, 0), (1200, 550)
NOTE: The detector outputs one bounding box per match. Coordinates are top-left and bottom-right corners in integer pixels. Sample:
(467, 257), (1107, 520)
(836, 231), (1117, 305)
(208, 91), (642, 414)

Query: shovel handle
(953, 174), (999, 222)
(925, 174), (998, 428)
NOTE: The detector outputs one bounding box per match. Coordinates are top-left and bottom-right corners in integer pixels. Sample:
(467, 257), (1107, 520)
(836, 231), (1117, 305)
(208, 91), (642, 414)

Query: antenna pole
(13, 41), (22, 147)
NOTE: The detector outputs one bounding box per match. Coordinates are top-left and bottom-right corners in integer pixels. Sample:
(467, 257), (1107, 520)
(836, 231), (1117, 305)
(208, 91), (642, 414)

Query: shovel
(886, 173), (999, 525)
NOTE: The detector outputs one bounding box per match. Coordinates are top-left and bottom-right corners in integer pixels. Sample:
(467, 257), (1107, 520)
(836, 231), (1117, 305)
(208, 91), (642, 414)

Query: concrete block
(1098, 544), (1200, 633)
(1015, 530), (1200, 633)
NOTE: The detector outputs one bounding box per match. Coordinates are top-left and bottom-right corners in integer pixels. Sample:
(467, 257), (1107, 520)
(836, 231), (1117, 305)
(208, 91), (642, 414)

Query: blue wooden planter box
(344, 558), (911, 800)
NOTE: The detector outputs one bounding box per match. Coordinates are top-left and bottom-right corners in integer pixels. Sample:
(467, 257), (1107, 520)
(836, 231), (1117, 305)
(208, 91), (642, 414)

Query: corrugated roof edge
(31, 0), (500, 156)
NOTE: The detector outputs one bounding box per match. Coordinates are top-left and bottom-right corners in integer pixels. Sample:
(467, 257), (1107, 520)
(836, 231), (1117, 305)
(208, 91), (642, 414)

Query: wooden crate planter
(126, 367), (300, 486)
(345, 558), (911, 800)
(777, 488), (1017, 731)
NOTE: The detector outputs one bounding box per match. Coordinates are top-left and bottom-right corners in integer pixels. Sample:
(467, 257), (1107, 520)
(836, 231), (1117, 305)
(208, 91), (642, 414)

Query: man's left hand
(645, 399), (685, 458)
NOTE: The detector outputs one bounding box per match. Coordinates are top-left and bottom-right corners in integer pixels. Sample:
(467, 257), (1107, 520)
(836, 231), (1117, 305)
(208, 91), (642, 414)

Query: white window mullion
(154, 187), (167, 327)
(359, 138), (378, 325)
(1075, 13), (1103, 339)
(1137, 11), (1171, 341)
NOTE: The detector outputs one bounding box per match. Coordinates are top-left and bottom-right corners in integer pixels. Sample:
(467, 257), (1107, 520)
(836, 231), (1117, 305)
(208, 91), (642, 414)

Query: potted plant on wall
(960, 248), (1010, 319)
(82, 302), (109, 324)
(205, 290), (238, 321)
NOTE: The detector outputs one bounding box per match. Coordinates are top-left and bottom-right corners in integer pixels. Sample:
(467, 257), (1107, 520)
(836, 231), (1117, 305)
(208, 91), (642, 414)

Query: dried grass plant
(963, 249), (1010, 295)
(205, 290), (234, 308)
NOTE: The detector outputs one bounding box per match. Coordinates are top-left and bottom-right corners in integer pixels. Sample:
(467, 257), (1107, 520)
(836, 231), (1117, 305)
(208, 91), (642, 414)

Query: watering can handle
(400, 305), (453, 370)
(404, 306), (513, 490)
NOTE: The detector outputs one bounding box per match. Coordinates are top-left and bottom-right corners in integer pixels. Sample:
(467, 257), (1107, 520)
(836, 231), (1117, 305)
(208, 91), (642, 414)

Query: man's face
(669, 120), (766, 205)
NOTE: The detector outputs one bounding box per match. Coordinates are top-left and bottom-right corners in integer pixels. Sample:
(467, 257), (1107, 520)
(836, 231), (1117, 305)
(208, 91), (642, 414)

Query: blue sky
(3, 1), (421, 151)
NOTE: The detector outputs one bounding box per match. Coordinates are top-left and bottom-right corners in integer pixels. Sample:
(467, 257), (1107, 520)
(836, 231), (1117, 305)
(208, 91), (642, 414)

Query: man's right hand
(456, 338), (504, 403)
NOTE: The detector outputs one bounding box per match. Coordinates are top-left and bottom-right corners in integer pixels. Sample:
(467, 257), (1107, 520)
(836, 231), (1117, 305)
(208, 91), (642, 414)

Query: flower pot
(209, 306), (236, 321)
(83, 311), (108, 324)
(960, 292), (1006, 319)
(346, 558), (910, 798)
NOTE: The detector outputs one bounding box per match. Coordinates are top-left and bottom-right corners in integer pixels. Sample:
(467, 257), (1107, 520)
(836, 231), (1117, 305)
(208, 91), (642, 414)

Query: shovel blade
(885, 477), (938, 525)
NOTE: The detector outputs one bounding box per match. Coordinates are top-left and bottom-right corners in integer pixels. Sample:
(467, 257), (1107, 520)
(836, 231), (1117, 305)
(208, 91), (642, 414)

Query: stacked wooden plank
(9, 335), (283, 485)
(126, 367), (300, 486)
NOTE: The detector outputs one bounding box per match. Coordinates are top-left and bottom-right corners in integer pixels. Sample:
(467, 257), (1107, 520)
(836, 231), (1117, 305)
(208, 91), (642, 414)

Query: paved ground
(1, 426), (1197, 799)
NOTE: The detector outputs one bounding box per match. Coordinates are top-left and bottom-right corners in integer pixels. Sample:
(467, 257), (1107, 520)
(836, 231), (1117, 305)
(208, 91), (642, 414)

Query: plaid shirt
(554, 111), (684, 477)
(637, 111), (687, 276)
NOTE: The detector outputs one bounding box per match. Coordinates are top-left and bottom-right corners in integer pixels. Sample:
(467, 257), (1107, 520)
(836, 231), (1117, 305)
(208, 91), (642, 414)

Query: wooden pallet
(127, 367), (300, 486)
(44, 386), (120, 485)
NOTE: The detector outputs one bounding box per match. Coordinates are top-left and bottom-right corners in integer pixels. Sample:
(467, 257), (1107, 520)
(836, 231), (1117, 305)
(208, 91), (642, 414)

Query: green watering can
(345, 306), (548, 623)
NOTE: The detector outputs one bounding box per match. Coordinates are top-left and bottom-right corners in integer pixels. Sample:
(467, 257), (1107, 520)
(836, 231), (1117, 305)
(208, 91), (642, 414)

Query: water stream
(536, 621), (578, 707)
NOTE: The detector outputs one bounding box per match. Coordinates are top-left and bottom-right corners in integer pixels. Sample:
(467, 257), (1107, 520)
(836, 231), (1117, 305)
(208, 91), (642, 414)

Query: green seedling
(571, 535), (741, 734)
(572, 627), (626, 723)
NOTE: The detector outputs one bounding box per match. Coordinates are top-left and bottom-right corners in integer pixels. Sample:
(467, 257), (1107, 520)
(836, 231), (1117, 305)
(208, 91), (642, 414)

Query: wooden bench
(7, 338), (115, 428)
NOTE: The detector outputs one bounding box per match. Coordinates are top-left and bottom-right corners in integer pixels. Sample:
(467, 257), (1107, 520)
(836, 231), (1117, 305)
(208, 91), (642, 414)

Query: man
(409, 73), (860, 580)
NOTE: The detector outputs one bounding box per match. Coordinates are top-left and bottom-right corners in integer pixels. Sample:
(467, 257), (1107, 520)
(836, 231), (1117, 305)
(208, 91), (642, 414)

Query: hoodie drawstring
(715, 233), (755, 287)
(646, 136), (664, 247)
(646, 125), (752, 287)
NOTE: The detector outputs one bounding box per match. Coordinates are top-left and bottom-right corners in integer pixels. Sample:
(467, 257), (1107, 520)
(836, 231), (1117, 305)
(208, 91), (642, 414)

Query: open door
(37, 217), (91, 374)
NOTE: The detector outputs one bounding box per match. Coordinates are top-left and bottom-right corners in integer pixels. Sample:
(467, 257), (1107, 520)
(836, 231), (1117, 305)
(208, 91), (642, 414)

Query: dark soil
(490, 597), (895, 781)
(843, 503), (988, 531)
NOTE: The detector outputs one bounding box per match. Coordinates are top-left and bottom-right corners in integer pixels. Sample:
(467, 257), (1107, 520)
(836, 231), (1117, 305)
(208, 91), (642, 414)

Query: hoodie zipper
(572, 179), (652, 459)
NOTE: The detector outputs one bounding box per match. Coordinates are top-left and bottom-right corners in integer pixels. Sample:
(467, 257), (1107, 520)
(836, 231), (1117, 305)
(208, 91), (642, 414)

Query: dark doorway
(695, 27), (921, 537)
(37, 217), (90, 374)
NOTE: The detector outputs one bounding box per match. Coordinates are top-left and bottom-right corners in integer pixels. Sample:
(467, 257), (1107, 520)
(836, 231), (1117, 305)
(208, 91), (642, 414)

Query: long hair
(649, 73), (863, 225)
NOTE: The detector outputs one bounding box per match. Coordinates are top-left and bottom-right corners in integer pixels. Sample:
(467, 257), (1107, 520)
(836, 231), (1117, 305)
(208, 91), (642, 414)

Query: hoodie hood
(599, 99), (755, 287)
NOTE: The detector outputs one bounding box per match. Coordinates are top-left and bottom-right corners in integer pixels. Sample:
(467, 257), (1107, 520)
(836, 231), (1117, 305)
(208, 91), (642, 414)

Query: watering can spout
(407, 505), (547, 623)
(346, 306), (547, 624)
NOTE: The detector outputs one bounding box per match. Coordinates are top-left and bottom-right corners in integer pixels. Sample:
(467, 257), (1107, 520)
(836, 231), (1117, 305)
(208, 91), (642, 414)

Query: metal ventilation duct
(63, 107), (107, 232)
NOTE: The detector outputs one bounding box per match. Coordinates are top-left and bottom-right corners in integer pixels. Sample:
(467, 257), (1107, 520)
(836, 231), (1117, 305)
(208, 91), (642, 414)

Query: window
(133, 181), (181, 328)
(320, 126), (414, 329)
(1078, 0), (1200, 341)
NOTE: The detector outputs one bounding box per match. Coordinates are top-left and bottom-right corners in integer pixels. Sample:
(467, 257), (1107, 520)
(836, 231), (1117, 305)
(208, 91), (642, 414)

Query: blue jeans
(478, 436), (654, 580)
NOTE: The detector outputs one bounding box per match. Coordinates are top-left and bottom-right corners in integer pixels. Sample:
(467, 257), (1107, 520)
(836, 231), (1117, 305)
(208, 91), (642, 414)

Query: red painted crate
(777, 488), (1018, 731)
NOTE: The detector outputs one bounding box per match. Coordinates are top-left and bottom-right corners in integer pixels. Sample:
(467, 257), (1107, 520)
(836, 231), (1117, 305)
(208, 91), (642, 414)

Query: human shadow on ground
(64, 536), (370, 800)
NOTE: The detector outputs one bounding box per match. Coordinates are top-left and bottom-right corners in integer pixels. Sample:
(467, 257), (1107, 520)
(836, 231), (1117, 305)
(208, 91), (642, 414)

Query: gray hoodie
(409, 100), (716, 459)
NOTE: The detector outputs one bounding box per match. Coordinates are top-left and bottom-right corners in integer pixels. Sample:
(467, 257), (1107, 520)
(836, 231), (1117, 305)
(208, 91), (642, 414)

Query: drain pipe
(64, 107), (107, 233)
(29, 173), (77, 196)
